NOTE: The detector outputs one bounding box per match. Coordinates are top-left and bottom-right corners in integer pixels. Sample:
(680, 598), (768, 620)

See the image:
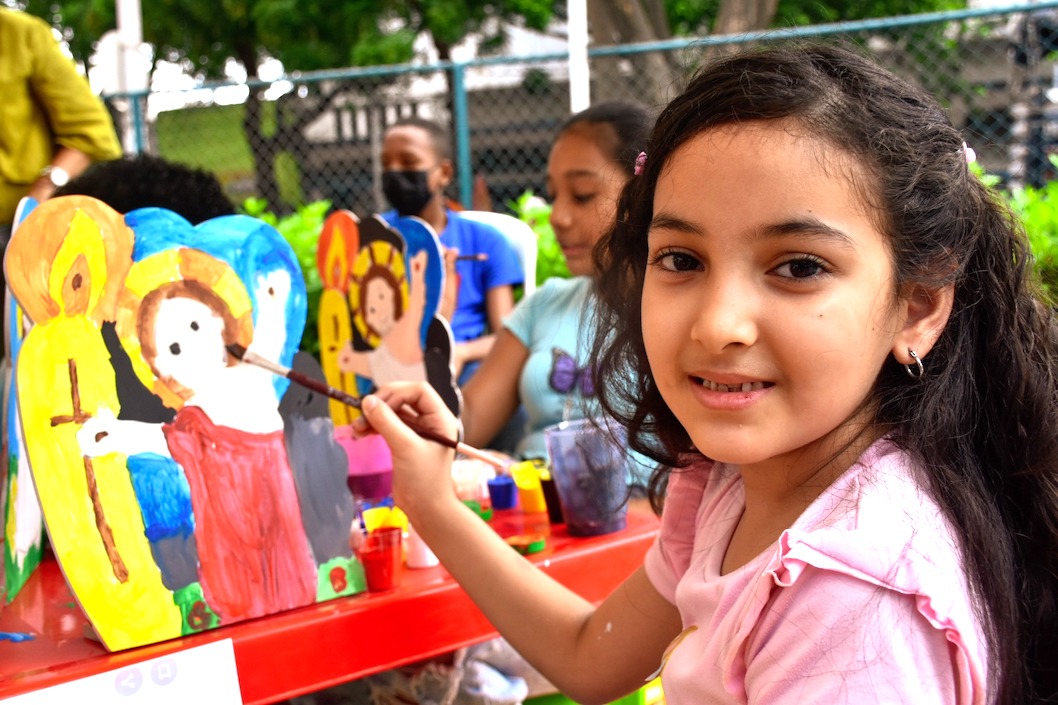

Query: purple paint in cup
(544, 418), (629, 537)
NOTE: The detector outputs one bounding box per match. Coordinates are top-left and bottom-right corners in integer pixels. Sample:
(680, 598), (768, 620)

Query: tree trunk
(242, 92), (283, 210)
(234, 42), (283, 210)
(586, 0), (685, 107)
(713, 0), (780, 35)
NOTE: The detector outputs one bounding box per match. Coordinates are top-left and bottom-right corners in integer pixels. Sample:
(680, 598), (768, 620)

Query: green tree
(664, 0), (966, 36)
(18, 0), (554, 209)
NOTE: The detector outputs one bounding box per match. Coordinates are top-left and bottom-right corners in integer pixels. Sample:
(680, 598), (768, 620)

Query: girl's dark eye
(653, 250), (701, 272)
(774, 257), (827, 279)
(670, 253), (699, 271)
(573, 193), (596, 204)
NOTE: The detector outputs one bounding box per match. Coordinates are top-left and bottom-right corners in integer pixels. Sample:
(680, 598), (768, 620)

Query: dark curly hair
(592, 42), (1058, 704)
(55, 153), (234, 224)
(557, 101), (654, 177)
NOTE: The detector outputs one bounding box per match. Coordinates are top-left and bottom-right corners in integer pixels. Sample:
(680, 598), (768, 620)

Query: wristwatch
(40, 165), (70, 188)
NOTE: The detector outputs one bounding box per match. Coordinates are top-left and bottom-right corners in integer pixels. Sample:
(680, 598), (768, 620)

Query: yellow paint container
(362, 505), (408, 533)
(509, 460), (548, 514)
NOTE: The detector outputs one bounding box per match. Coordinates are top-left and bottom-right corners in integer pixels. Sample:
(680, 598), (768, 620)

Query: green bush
(994, 159), (1058, 303)
(508, 190), (570, 285)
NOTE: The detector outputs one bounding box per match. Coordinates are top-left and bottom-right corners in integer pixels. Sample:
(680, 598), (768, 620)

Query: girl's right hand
(354, 381), (461, 518)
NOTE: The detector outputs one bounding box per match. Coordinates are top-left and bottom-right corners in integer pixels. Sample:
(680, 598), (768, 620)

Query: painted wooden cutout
(317, 211), (459, 419)
(5, 196), (182, 648)
(385, 216), (462, 416)
(4, 196), (363, 650)
(316, 210), (360, 426)
(2, 196), (44, 604)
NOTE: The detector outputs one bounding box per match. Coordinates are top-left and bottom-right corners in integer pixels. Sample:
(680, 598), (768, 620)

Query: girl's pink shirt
(644, 438), (988, 704)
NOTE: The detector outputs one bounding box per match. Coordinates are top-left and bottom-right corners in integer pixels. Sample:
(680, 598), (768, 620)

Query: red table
(0, 508), (659, 704)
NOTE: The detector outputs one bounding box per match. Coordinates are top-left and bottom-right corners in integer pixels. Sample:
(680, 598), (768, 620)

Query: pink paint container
(335, 426), (393, 502)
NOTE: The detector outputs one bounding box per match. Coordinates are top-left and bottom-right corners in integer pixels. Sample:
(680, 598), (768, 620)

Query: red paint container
(356, 526), (404, 591)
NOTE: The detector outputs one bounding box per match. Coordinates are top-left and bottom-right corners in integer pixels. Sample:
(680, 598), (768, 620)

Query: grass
(154, 104), (254, 184)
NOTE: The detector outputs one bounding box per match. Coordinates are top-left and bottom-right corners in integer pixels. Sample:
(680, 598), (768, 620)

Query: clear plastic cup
(356, 526), (404, 591)
(543, 418), (629, 537)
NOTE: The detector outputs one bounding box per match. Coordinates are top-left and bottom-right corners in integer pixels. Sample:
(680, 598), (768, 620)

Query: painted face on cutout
(546, 128), (628, 277)
(380, 125), (451, 216)
(364, 275), (397, 338)
(150, 293), (229, 394)
(642, 120), (912, 477)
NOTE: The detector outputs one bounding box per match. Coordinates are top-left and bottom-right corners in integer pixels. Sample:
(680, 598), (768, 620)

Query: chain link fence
(104, 2), (1058, 217)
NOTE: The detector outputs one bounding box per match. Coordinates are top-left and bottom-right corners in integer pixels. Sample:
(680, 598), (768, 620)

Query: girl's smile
(642, 120), (913, 481)
(688, 373), (772, 411)
(691, 376), (770, 393)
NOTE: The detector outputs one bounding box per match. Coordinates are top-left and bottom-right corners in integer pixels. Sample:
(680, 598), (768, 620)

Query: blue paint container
(487, 475), (518, 510)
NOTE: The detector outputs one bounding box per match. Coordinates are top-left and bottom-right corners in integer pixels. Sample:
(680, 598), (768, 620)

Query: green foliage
(22, 0), (554, 79)
(665, 0), (721, 35)
(508, 190), (570, 285)
(19, 0), (115, 71)
(996, 158), (1058, 303)
(664, 0), (966, 36)
(241, 197), (330, 355)
(155, 105), (252, 181)
(773, 0), (965, 27)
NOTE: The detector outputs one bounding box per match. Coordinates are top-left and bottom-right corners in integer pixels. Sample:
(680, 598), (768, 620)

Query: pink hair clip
(634, 151), (647, 176)
(962, 141), (976, 165)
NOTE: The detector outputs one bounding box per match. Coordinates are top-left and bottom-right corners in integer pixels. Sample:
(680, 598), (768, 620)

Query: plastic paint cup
(544, 419), (629, 537)
(357, 526), (404, 591)
(539, 475), (565, 524)
(487, 475), (518, 510)
(510, 461), (548, 514)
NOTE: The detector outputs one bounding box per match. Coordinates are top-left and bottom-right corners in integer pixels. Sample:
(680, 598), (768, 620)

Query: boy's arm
(485, 282), (516, 334)
(452, 283), (515, 374)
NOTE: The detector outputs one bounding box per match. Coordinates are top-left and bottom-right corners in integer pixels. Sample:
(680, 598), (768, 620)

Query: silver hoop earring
(904, 349), (924, 380)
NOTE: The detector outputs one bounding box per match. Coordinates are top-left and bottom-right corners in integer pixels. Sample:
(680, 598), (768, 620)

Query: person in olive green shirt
(0, 7), (122, 357)
(0, 7), (122, 229)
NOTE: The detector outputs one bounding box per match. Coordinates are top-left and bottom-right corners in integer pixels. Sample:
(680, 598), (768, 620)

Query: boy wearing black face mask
(379, 117), (524, 385)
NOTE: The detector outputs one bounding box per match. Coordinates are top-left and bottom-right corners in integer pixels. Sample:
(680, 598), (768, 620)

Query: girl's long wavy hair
(592, 42), (1058, 704)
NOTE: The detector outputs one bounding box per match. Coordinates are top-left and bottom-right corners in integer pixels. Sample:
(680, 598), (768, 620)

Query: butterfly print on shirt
(548, 347), (595, 397)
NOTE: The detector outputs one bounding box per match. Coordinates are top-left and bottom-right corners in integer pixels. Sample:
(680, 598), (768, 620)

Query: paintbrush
(226, 344), (508, 470)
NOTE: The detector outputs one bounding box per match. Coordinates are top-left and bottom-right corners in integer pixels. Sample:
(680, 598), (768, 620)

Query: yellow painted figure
(317, 210), (361, 425)
(4, 196), (180, 649)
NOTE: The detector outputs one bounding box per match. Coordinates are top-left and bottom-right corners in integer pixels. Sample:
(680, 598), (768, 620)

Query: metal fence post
(128, 92), (146, 154)
(451, 62), (473, 208)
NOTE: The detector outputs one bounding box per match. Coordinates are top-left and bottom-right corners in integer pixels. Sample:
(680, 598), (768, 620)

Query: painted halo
(116, 247), (255, 410)
(348, 240), (408, 348)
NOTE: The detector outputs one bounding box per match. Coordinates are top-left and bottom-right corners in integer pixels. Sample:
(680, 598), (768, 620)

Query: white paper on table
(5, 638), (242, 704)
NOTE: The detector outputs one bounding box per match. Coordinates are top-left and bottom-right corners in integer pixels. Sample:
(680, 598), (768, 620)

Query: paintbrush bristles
(244, 351), (288, 377)
(226, 344), (287, 377)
